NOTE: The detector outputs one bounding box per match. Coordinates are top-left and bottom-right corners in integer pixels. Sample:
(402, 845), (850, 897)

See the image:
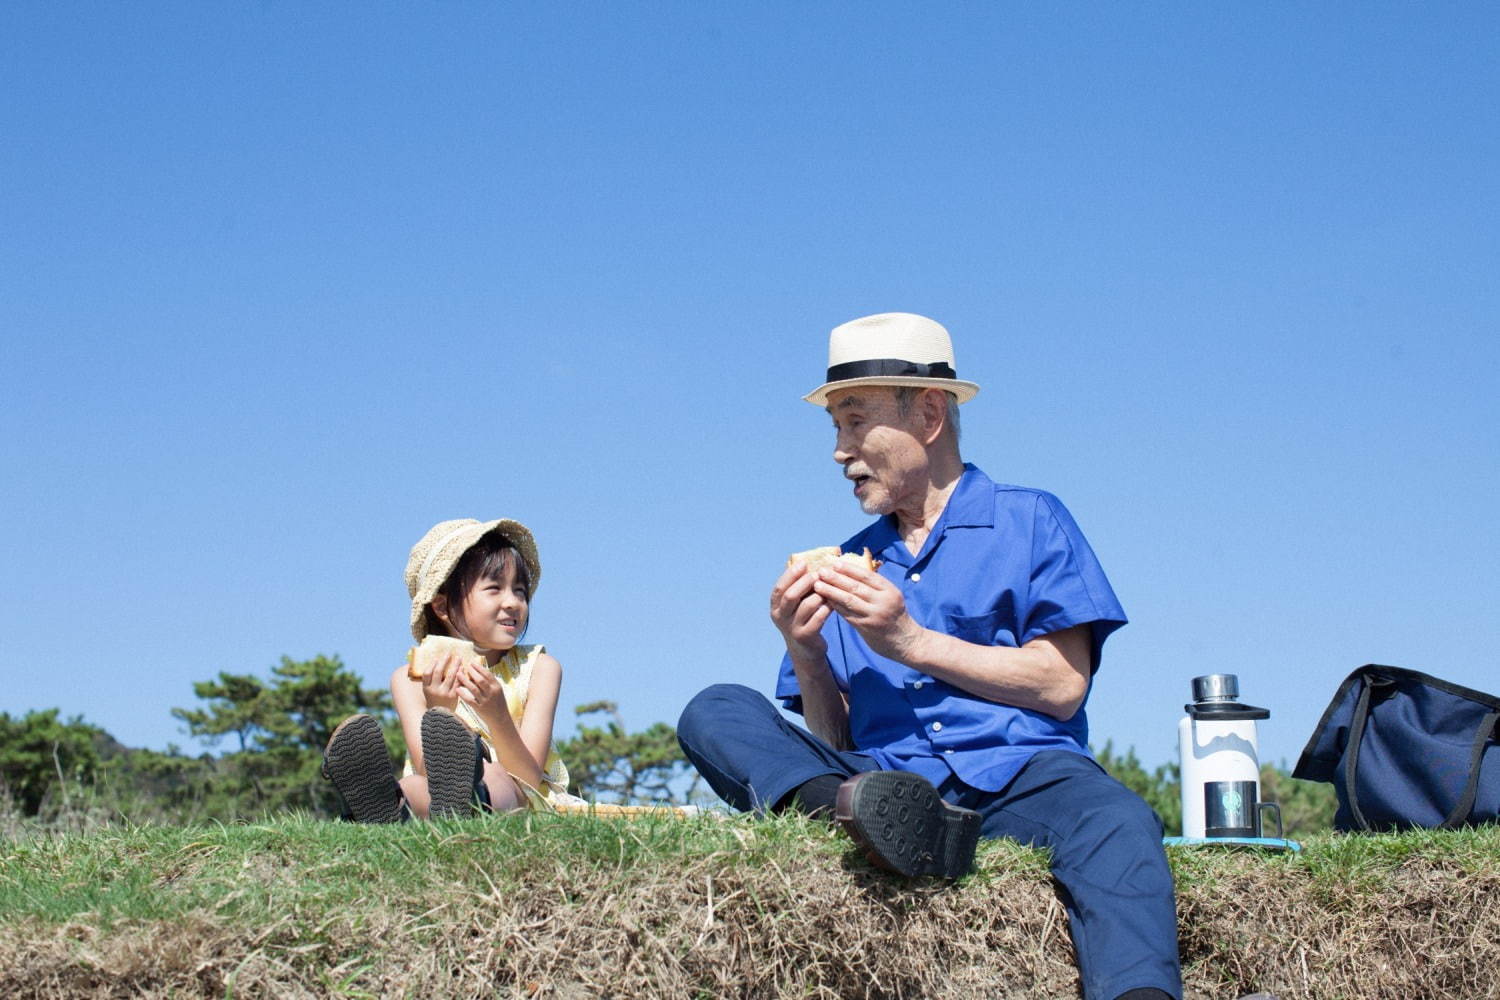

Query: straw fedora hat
(404, 518), (541, 641)
(803, 312), (980, 407)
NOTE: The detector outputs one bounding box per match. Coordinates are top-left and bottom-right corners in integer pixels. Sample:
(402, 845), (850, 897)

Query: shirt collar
(943, 463), (996, 528)
(867, 463), (995, 566)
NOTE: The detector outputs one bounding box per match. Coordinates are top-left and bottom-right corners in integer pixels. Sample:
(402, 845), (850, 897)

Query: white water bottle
(1178, 674), (1271, 838)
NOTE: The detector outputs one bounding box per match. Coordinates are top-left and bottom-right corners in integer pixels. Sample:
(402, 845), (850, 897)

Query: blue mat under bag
(1293, 664), (1500, 832)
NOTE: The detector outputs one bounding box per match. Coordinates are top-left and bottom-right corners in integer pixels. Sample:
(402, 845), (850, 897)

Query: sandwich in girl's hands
(406, 635), (486, 682)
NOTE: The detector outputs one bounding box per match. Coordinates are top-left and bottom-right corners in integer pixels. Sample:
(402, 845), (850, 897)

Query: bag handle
(1345, 675), (1500, 831)
(1342, 678), (1378, 831)
(1440, 711), (1500, 830)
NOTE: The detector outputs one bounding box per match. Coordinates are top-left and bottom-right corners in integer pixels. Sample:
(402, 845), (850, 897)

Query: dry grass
(1, 816), (1497, 999)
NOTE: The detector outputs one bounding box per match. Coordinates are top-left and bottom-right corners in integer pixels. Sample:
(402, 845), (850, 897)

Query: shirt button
(913, 680), (924, 690)
(931, 721), (943, 732)
(910, 572), (921, 582)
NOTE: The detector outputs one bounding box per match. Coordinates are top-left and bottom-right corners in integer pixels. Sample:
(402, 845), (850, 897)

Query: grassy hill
(2, 814), (1497, 999)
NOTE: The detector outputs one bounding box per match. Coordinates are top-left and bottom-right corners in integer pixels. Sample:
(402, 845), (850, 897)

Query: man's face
(826, 387), (929, 517)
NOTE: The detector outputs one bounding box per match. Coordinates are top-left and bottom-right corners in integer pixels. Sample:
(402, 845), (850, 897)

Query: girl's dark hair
(424, 533), (533, 642)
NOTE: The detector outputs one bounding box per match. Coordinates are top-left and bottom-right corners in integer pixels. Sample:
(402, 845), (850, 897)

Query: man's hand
(771, 559), (852, 748)
(769, 560), (831, 662)
(812, 561), (927, 664)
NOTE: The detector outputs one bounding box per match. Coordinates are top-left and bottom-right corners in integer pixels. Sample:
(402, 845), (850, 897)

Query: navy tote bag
(1293, 664), (1500, 832)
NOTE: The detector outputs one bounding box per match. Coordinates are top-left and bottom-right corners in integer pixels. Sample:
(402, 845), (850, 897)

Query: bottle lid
(1191, 674), (1239, 703)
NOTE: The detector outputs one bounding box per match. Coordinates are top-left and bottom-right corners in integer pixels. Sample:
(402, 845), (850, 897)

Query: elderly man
(678, 312), (1182, 1000)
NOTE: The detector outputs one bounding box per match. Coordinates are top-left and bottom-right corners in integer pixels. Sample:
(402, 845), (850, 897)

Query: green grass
(4, 815), (1499, 999)
(4, 815), (1497, 929)
(0, 812), (845, 928)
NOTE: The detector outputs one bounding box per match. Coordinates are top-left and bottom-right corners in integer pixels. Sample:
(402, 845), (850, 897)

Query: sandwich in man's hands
(786, 546), (880, 573)
(406, 635), (486, 681)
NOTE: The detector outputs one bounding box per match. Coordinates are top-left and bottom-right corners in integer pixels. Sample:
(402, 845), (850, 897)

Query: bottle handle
(1257, 801), (1284, 840)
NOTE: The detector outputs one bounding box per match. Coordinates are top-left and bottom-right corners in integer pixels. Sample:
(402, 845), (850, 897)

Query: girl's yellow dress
(402, 643), (582, 809)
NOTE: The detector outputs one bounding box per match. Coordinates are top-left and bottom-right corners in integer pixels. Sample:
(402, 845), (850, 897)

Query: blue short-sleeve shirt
(776, 464), (1127, 793)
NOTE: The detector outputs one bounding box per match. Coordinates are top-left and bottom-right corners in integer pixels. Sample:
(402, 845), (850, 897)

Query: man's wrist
(784, 637), (828, 667)
(880, 618), (934, 667)
(787, 651), (830, 680)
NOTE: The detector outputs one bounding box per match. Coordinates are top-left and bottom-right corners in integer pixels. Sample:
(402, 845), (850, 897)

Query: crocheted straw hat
(405, 518), (541, 641)
(803, 312), (980, 406)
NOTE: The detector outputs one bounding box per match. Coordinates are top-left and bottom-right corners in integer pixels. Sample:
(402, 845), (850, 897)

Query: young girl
(323, 517), (573, 821)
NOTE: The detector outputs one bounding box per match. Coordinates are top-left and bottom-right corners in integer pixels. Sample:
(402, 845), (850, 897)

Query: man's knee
(1030, 761), (1165, 853)
(1096, 789), (1164, 841)
(1061, 784), (1166, 868)
(678, 683), (765, 745)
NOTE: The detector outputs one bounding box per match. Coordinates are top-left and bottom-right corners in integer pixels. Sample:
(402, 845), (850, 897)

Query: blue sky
(3, 4), (1496, 777)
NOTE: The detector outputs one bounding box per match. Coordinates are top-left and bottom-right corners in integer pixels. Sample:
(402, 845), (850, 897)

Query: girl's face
(453, 559), (529, 654)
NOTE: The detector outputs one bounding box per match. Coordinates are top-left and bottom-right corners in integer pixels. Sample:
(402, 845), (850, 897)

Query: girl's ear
(430, 594), (451, 625)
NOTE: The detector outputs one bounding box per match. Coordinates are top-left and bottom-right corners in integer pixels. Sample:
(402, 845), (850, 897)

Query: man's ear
(920, 388), (948, 445)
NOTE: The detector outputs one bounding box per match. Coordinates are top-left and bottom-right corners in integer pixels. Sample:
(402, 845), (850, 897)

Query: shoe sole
(835, 770), (980, 878)
(322, 714), (404, 823)
(422, 708), (481, 819)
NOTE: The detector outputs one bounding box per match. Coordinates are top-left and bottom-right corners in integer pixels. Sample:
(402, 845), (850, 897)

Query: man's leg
(953, 751), (1182, 1000)
(677, 683), (876, 812)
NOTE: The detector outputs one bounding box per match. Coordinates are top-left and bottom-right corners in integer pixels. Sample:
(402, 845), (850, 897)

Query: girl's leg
(406, 765), (521, 815)
(399, 774), (432, 819)
(480, 760), (523, 812)
(421, 707), (488, 818)
(322, 714), (406, 823)
(402, 739), (521, 816)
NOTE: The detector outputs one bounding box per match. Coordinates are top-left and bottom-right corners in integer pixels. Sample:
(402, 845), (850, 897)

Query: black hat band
(825, 358), (957, 382)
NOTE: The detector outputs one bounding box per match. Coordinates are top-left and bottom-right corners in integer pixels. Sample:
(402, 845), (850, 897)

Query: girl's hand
(420, 652), (463, 712)
(456, 662), (508, 715)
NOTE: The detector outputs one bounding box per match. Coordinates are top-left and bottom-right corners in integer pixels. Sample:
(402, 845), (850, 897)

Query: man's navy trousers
(678, 683), (1183, 1000)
